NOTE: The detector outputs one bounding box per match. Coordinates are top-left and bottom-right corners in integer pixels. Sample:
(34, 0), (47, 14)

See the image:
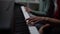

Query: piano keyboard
(14, 4), (30, 34)
(21, 6), (40, 34)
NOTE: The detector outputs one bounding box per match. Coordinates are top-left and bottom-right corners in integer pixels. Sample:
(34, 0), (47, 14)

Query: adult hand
(26, 16), (45, 25)
(25, 7), (32, 13)
(39, 24), (50, 34)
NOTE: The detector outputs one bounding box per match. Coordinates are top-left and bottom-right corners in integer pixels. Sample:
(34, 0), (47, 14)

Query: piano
(21, 6), (40, 34)
(0, 2), (40, 34)
(14, 3), (40, 34)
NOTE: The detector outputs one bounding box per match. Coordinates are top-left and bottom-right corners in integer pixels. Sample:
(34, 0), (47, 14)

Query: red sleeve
(54, 0), (60, 19)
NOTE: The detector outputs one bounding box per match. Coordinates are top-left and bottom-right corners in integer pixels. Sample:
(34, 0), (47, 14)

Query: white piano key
(21, 6), (40, 34)
(21, 6), (30, 19)
(28, 26), (40, 34)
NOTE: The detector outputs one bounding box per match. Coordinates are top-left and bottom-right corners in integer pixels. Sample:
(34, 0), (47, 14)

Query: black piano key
(14, 3), (30, 34)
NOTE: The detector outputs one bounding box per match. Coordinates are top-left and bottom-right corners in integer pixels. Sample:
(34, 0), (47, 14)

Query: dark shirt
(49, 0), (60, 34)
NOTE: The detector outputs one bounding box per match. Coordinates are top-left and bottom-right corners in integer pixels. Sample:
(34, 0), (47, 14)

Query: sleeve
(31, 0), (50, 16)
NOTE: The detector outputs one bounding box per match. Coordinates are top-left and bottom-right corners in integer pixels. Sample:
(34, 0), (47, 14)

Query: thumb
(39, 24), (50, 34)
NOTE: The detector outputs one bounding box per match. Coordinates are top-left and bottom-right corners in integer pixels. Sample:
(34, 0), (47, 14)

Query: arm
(39, 24), (50, 34)
(31, 10), (46, 15)
(25, 7), (47, 15)
(45, 17), (60, 23)
(26, 16), (60, 25)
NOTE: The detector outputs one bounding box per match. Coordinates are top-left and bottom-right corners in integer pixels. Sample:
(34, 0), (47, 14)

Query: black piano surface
(0, 3), (30, 34)
(14, 3), (30, 34)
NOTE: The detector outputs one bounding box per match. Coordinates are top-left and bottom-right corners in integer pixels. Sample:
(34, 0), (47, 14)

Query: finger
(26, 17), (35, 20)
(30, 22), (35, 25)
(26, 22), (35, 26)
(27, 19), (39, 25)
(26, 20), (29, 25)
(29, 17), (45, 22)
(33, 20), (41, 23)
(27, 17), (41, 25)
(26, 18), (32, 25)
(26, 20), (35, 25)
(26, 17), (37, 23)
(26, 17), (40, 25)
(40, 24), (50, 30)
(29, 17), (40, 22)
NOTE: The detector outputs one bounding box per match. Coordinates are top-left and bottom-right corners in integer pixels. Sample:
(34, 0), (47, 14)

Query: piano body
(14, 3), (40, 34)
(0, 0), (40, 33)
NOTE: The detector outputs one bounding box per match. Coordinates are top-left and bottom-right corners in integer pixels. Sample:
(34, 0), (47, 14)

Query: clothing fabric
(48, 0), (60, 34)
(46, 0), (55, 17)
(54, 0), (57, 12)
(54, 0), (60, 19)
(31, 0), (50, 16)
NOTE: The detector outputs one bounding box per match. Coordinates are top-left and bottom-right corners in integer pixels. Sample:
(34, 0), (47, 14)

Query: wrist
(41, 17), (46, 21)
(44, 17), (49, 21)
